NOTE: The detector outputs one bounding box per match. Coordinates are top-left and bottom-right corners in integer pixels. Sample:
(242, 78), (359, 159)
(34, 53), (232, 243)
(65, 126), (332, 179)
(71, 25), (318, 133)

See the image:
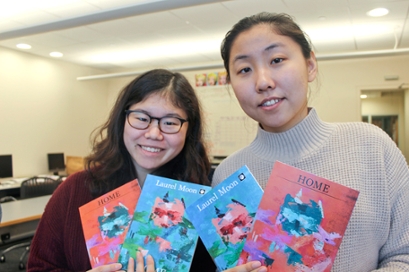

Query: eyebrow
(129, 109), (185, 119)
(232, 42), (284, 63)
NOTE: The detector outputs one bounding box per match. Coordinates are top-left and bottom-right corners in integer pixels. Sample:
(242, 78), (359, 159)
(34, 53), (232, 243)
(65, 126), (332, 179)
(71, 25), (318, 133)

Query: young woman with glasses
(27, 69), (216, 272)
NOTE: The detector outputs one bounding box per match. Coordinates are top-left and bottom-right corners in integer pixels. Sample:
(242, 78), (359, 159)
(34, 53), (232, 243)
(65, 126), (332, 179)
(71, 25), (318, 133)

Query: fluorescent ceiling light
(306, 25), (353, 42)
(307, 22), (392, 42)
(360, 94), (368, 99)
(367, 8), (389, 17)
(16, 43), (31, 49)
(50, 52), (63, 57)
(84, 38), (221, 65)
(352, 23), (391, 37)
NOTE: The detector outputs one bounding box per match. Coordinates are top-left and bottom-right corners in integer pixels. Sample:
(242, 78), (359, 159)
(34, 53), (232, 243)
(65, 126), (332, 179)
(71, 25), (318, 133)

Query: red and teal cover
(185, 165), (263, 271)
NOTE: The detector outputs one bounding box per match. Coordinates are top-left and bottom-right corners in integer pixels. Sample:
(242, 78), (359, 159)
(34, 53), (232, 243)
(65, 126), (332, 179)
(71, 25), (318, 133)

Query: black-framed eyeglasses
(125, 110), (188, 134)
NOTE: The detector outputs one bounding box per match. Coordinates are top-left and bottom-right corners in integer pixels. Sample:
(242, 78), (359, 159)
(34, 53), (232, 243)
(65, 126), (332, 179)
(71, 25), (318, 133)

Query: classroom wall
(312, 55), (408, 121)
(1, 47), (408, 178)
(313, 55), (408, 161)
(189, 55), (408, 161)
(0, 46), (110, 177)
(361, 93), (404, 150)
(109, 55), (409, 161)
(405, 89), (409, 161)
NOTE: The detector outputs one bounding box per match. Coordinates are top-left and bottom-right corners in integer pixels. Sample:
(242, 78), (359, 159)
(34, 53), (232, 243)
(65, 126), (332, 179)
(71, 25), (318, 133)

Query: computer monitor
(47, 153), (65, 175)
(0, 154), (13, 178)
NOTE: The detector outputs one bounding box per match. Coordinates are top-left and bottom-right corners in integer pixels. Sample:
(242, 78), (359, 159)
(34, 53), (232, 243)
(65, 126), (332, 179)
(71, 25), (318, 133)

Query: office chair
(20, 176), (59, 199)
(0, 177), (59, 270)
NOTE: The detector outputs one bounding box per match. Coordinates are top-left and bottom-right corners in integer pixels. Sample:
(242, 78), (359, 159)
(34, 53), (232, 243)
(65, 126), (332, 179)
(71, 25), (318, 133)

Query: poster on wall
(195, 85), (257, 157)
(195, 71), (229, 87)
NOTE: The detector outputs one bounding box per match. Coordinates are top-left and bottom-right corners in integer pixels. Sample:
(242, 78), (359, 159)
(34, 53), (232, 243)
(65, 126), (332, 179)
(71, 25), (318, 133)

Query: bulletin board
(195, 86), (258, 157)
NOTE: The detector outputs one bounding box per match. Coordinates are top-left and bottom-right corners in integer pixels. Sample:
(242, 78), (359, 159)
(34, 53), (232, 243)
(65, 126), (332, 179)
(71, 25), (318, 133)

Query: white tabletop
(0, 195), (52, 227)
(0, 175), (62, 191)
(0, 177), (28, 191)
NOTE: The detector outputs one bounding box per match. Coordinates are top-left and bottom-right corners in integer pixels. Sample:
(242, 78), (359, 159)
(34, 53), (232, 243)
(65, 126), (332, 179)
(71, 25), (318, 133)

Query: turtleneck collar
(249, 108), (335, 162)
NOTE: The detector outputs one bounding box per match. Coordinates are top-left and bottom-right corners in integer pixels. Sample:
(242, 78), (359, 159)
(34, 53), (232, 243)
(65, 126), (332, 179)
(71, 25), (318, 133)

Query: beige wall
(1, 47), (408, 177)
(106, 55), (409, 162)
(361, 93), (405, 151)
(405, 89), (409, 161)
(0, 46), (110, 177)
(312, 55), (408, 121)
(313, 55), (408, 161)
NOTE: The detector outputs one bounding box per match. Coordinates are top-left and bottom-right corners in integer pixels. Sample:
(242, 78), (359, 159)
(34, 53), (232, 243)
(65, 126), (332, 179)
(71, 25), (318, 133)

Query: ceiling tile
(221, 0), (291, 17)
(43, 1), (101, 18)
(5, 10), (60, 29)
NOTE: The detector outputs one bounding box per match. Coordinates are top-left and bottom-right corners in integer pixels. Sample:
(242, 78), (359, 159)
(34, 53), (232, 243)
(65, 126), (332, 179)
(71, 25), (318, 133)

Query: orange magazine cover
(239, 161), (359, 272)
(79, 179), (141, 268)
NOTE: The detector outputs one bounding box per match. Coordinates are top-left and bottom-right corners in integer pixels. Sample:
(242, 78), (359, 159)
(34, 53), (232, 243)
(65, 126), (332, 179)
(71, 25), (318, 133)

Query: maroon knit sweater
(27, 170), (216, 271)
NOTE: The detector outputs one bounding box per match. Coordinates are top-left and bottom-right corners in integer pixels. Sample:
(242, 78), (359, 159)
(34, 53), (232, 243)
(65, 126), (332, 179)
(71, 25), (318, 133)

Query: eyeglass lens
(127, 111), (183, 133)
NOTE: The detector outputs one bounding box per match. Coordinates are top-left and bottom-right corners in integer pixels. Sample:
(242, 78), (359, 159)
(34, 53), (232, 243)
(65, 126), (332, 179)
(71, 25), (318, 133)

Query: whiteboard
(195, 86), (258, 157)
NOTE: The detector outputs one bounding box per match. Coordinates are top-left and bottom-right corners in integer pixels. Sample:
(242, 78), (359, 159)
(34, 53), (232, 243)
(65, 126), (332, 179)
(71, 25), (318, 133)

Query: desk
(0, 195), (51, 244)
(0, 178), (27, 199)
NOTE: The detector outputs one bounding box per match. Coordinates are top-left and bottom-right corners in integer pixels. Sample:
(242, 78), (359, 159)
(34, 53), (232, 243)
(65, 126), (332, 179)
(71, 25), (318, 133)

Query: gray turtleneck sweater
(212, 108), (409, 271)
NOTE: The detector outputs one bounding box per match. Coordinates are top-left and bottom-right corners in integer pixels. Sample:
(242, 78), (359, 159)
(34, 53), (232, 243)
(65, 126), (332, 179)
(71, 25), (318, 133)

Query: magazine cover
(185, 165), (263, 271)
(118, 174), (211, 271)
(239, 161), (360, 272)
(79, 179), (141, 268)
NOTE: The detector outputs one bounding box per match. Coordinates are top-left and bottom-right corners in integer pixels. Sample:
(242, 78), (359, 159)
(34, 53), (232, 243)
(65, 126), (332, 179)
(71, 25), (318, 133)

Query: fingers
(224, 261), (267, 272)
(87, 252), (155, 272)
(127, 257), (135, 272)
(86, 263), (122, 272)
(135, 251), (155, 272)
(136, 251), (145, 272)
(145, 254), (155, 272)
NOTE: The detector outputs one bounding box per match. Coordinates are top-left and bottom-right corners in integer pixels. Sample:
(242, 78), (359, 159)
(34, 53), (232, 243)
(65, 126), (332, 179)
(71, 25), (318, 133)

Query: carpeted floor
(0, 237), (31, 272)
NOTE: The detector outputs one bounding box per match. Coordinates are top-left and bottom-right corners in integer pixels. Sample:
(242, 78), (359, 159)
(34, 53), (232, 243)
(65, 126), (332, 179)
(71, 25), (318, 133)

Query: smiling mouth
(260, 98), (282, 107)
(140, 145), (162, 153)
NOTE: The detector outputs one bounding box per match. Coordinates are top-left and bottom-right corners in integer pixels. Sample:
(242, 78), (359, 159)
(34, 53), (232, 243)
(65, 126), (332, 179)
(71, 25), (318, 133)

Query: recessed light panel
(367, 8), (389, 17)
(50, 52), (63, 57)
(16, 43), (31, 49)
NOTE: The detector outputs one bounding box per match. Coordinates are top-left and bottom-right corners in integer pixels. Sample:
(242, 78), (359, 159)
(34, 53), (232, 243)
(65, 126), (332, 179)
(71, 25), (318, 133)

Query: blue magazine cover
(118, 174), (211, 271)
(185, 165), (263, 271)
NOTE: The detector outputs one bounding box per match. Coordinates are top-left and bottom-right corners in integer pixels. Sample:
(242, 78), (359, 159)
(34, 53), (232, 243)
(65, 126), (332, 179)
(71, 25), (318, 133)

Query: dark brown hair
(221, 12), (313, 82)
(86, 69), (210, 196)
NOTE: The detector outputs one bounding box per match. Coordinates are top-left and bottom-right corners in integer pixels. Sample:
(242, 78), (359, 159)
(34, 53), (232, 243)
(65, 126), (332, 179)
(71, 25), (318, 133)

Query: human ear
(307, 51), (318, 82)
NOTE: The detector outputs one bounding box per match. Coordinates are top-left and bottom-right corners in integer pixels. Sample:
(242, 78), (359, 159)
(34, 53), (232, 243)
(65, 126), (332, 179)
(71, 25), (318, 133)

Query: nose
(144, 119), (164, 140)
(255, 67), (275, 92)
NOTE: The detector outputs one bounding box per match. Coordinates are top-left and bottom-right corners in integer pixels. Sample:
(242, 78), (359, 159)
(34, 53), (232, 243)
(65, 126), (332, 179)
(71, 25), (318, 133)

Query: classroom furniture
(20, 177), (59, 199)
(0, 178), (27, 198)
(65, 155), (85, 176)
(0, 175), (62, 199)
(0, 197), (31, 270)
(0, 195), (51, 244)
(0, 178), (57, 270)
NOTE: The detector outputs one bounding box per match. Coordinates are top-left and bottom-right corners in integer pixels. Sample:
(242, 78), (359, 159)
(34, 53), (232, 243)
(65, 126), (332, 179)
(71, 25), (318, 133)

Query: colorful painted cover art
(118, 174), (211, 271)
(185, 165), (263, 271)
(79, 179), (141, 268)
(239, 161), (359, 272)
